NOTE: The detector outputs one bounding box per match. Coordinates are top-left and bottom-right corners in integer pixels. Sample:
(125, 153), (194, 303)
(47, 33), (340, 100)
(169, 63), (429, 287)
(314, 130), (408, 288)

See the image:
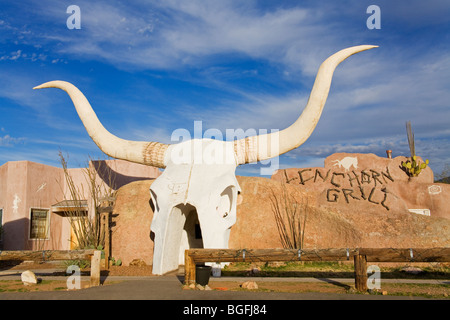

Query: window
(30, 208), (49, 239)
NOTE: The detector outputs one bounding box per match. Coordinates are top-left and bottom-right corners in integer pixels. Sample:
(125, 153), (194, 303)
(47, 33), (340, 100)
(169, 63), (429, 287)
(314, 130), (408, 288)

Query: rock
(401, 266), (423, 275)
(266, 261), (285, 268)
(347, 287), (358, 294)
(182, 284), (195, 290)
(111, 180), (156, 267)
(233, 175), (450, 249)
(241, 281), (258, 290)
(268, 153), (450, 248)
(21, 270), (38, 286)
(251, 267), (261, 275)
(129, 258), (147, 267)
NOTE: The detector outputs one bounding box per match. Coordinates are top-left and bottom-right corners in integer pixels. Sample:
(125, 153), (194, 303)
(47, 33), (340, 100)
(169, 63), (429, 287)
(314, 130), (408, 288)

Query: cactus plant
(402, 121), (429, 177)
(402, 155), (429, 177)
(110, 257), (122, 266)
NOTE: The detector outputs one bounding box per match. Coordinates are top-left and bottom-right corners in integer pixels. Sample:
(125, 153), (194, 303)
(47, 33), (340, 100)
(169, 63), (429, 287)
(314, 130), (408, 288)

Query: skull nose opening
(160, 203), (204, 271)
(159, 203), (204, 274)
(179, 204), (204, 265)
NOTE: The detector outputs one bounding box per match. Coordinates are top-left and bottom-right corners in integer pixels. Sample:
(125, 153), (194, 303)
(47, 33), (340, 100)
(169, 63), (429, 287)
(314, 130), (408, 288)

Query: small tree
(269, 182), (307, 250)
(58, 151), (116, 249)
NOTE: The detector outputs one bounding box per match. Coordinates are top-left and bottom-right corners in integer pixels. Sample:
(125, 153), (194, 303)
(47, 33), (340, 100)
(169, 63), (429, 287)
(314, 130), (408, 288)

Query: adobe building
(0, 159), (160, 251)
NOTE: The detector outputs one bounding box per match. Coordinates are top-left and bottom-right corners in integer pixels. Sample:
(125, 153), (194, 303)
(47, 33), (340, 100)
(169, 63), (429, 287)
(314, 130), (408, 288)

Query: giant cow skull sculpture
(34, 45), (376, 274)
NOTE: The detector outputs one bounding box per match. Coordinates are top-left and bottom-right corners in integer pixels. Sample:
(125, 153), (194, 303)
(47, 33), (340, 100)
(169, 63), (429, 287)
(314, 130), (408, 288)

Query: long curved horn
(34, 81), (169, 168)
(234, 45), (378, 165)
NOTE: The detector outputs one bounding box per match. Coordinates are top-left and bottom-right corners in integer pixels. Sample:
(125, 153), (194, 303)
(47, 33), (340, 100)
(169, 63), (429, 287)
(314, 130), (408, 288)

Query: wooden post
(103, 212), (110, 270)
(100, 213), (105, 267)
(90, 250), (101, 287)
(0, 249), (96, 261)
(360, 247), (450, 262)
(184, 250), (196, 285)
(186, 248), (359, 263)
(354, 254), (368, 292)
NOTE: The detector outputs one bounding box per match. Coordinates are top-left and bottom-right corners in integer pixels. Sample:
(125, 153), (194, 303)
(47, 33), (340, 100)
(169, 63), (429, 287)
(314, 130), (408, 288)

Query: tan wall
(272, 153), (450, 220)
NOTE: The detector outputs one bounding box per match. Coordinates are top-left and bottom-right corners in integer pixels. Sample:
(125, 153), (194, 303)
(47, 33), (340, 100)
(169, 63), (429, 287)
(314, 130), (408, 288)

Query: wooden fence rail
(0, 249), (102, 287)
(185, 247), (450, 291)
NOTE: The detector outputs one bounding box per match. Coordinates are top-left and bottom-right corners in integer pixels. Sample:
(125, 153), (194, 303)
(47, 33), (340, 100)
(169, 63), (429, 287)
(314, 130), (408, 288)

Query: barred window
(30, 209), (49, 239)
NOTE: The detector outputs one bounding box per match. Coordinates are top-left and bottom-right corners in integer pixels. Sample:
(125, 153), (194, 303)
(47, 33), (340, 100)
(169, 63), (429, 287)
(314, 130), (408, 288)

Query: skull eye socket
(217, 186), (234, 219)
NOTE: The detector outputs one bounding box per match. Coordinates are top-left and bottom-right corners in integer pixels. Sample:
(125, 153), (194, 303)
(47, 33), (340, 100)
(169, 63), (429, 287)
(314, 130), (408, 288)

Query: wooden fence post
(184, 250), (196, 285)
(90, 250), (101, 287)
(102, 212), (110, 270)
(354, 254), (368, 292)
(99, 196), (115, 270)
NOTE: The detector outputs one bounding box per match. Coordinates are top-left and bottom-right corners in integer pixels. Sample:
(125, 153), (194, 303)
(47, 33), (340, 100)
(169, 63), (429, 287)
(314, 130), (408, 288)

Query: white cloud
(1, 0), (449, 177)
(18, 0), (335, 72)
(0, 134), (25, 146)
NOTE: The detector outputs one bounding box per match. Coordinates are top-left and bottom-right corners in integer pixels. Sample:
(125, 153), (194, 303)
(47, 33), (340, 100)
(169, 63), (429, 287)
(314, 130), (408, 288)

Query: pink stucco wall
(0, 161), (66, 250)
(0, 159), (161, 251)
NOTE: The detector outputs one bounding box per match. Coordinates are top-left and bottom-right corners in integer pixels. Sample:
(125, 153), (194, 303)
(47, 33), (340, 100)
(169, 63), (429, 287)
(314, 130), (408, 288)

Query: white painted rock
(241, 281), (258, 290)
(21, 270), (38, 285)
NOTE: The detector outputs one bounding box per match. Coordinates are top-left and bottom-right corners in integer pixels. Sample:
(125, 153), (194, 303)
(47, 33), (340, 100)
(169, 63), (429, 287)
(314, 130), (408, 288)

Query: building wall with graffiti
(272, 153), (449, 220)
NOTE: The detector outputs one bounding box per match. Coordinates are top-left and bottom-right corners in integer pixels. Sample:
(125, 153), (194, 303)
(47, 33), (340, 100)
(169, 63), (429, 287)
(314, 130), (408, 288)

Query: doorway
(178, 205), (203, 264)
(160, 203), (204, 272)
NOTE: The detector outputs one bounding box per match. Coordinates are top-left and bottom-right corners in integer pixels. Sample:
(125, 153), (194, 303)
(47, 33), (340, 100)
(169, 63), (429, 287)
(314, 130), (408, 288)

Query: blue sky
(0, 0), (449, 177)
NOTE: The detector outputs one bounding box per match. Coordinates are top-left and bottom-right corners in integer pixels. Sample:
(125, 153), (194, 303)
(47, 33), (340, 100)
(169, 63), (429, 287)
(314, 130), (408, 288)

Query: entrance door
(69, 214), (88, 249)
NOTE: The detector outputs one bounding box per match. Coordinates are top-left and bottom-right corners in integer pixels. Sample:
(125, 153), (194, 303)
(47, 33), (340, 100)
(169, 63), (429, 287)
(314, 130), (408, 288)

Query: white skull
(34, 45), (376, 275)
(150, 139), (239, 274)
